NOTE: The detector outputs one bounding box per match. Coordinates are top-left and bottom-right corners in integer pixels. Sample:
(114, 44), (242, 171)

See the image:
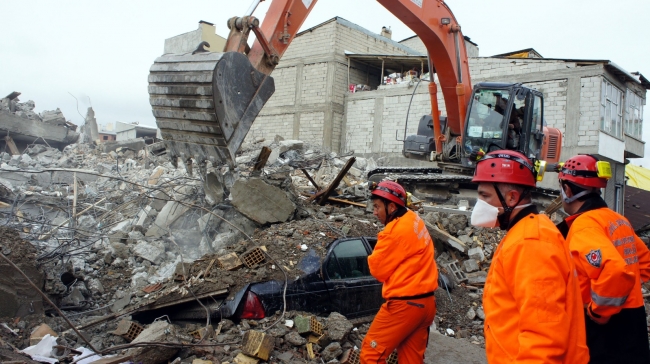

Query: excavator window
(465, 89), (512, 153)
(526, 95), (543, 158)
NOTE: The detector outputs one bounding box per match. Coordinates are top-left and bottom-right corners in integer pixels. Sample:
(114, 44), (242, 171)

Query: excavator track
(148, 51), (275, 167)
(368, 167), (559, 202)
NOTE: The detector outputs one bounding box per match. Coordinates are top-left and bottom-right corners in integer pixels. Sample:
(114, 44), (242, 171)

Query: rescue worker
(556, 154), (650, 363)
(471, 150), (589, 363)
(360, 181), (438, 364)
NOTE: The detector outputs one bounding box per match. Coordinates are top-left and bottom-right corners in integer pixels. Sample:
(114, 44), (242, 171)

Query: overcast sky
(2, 0), (649, 165)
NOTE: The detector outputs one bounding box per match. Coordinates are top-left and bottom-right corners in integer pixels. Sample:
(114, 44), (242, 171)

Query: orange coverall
(563, 207), (650, 363)
(483, 212), (589, 364)
(564, 208), (650, 321)
(361, 209), (438, 364)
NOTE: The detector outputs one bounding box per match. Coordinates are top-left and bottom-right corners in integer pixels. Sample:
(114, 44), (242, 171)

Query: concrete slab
(146, 201), (190, 238)
(230, 178), (295, 224)
(0, 110), (79, 148)
(100, 138), (146, 153)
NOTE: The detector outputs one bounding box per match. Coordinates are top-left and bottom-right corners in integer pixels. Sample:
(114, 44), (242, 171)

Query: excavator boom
(149, 0), (474, 167)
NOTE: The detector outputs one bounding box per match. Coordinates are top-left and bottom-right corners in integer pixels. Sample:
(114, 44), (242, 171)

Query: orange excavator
(148, 0), (562, 196)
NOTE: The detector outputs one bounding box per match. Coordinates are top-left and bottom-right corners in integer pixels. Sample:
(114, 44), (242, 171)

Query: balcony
(624, 134), (645, 159)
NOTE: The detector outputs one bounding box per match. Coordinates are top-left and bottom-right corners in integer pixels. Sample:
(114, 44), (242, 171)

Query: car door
(323, 238), (383, 318)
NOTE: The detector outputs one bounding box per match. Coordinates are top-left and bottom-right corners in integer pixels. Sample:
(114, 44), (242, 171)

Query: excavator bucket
(148, 51), (275, 167)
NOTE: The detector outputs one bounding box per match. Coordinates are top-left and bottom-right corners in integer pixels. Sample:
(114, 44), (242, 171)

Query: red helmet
(370, 181), (406, 207)
(472, 150), (536, 187)
(558, 154), (609, 189)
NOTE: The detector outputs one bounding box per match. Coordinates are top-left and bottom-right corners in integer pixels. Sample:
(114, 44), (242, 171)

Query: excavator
(148, 0), (562, 202)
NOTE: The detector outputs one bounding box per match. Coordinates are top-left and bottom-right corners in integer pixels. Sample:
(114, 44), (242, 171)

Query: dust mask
(471, 199), (500, 228)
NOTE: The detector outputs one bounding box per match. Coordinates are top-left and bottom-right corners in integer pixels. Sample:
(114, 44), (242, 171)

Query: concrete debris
(230, 178), (296, 224)
(0, 138), (515, 363)
(126, 321), (179, 363)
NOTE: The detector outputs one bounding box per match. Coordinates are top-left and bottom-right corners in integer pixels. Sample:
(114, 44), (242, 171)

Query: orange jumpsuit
(361, 209), (438, 364)
(483, 210), (589, 364)
(562, 205), (650, 363)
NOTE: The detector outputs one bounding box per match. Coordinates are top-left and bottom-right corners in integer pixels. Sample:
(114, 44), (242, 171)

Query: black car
(221, 236), (384, 320)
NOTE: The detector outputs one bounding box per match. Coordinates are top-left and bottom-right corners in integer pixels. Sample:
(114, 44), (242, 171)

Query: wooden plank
(328, 197), (366, 208)
(424, 221), (466, 253)
(4, 136), (20, 155)
(252, 146), (272, 171)
(543, 195), (563, 216)
(317, 157), (356, 205)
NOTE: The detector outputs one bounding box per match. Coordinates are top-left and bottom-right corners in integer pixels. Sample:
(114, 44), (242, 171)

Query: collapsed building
(0, 92), (80, 153)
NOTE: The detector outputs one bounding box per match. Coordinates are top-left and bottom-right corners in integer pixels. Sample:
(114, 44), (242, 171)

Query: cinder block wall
(247, 19), (418, 151)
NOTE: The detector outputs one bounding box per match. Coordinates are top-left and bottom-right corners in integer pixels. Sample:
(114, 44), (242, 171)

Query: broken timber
(311, 157), (356, 205)
(252, 146), (272, 173)
(424, 220), (467, 253)
(4, 136), (20, 155)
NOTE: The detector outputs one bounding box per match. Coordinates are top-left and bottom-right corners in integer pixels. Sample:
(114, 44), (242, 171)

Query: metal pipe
(246, 0), (264, 16)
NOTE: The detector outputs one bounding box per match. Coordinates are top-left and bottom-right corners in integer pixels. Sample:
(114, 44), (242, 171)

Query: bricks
(241, 330), (274, 361)
(295, 315), (324, 336)
(240, 247), (266, 269)
(112, 319), (144, 342)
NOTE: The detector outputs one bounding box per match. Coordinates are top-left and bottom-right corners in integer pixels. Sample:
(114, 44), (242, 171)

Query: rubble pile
(0, 135), (509, 363)
(1, 92), (77, 131)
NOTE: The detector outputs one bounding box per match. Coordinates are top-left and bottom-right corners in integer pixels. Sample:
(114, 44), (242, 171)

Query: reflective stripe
(591, 290), (628, 307)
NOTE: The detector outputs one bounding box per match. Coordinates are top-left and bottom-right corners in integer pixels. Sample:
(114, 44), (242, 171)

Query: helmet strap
(493, 183), (528, 230)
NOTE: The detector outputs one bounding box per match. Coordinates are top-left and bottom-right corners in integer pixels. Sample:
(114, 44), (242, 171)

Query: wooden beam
(328, 197), (366, 208)
(4, 136), (20, 155)
(252, 146), (272, 172)
(424, 221), (467, 253)
(301, 168), (320, 190)
(317, 157), (356, 205)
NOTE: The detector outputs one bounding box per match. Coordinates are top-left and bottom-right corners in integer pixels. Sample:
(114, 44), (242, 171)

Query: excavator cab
(461, 82), (547, 166)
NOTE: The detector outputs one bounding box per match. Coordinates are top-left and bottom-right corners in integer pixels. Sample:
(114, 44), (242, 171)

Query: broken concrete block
(132, 240), (165, 264)
(321, 342), (343, 362)
(476, 307), (485, 320)
(217, 253), (243, 271)
(284, 331), (307, 346)
(150, 190), (168, 211)
(466, 307), (477, 320)
(468, 247), (485, 262)
(101, 138), (146, 153)
(241, 330), (274, 361)
(230, 178), (295, 224)
(146, 201), (190, 238)
(466, 271), (487, 285)
(278, 140), (304, 153)
(111, 292), (131, 313)
(295, 315), (323, 335)
(326, 312), (353, 341)
(134, 206), (154, 230)
(126, 321), (179, 363)
(204, 171), (225, 205)
(463, 259), (479, 273)
(30, 323), (58, 346)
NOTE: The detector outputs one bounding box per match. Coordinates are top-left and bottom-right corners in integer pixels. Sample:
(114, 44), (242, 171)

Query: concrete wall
(164, 22), (226, 54)
(399, 36), (479, 57)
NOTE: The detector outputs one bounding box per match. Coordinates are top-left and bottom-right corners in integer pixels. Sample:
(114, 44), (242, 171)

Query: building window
(600, 79), (623, 138)
(103, 135), (108, 140)
(625, 90), (644, 139)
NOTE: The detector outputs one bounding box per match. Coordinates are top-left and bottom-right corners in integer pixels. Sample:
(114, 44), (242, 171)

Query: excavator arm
(149, 0), (473, 167)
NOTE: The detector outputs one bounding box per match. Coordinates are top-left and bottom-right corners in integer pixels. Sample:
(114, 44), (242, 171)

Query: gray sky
(2, 0), (650, 165)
